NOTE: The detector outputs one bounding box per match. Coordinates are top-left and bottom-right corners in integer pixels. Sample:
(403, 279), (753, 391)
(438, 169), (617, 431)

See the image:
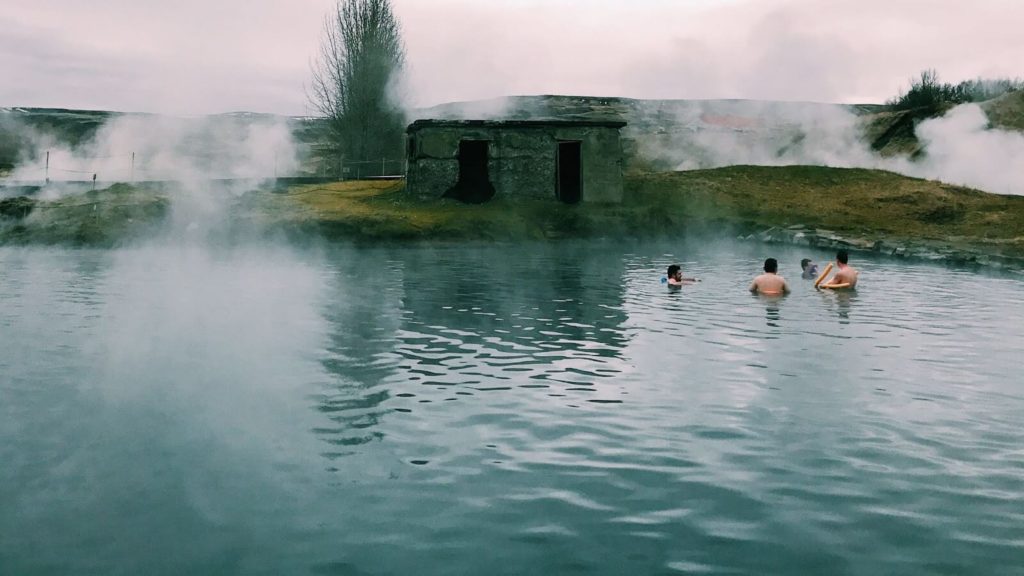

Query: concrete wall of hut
(407, 126), (623, 203)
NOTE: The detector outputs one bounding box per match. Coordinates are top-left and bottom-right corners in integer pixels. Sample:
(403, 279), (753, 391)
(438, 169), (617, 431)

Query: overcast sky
(3, 0), (1023, 115)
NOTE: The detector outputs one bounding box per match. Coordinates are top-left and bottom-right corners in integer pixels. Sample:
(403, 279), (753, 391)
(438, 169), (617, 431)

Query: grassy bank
(629, 166), (1024, 243)
(3, 167), (1024, 267)
(249, 167), (1024, 254)
(241, 179), (686, 242)
(0, 183), (169, 246)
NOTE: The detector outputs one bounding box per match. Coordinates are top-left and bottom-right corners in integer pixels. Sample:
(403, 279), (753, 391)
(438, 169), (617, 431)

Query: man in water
(749, 258), (790, 296)
(800, 258), (819, 279)
(820, 249), (859, 289)
(666, 264), (698, 287)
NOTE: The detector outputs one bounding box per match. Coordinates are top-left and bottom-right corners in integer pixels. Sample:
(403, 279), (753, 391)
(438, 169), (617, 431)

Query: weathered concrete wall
(555, 126), (624, 203)
(494, 127), (556, 201)
(407, 122), (624, 203)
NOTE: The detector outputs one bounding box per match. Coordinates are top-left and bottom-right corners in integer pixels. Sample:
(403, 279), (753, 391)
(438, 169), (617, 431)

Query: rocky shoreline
(742, 225), (1024, 272)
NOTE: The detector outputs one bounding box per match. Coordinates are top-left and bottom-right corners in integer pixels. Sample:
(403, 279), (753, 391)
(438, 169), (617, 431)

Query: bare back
(832, 265), (859, 288)
(749, 273), (790, 295)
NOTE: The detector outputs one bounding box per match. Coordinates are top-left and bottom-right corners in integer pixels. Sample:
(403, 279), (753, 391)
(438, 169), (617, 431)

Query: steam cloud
(909, 105), (1024, 196)
(633, 100), (1024, 196)
(0, 112), (308, 243)
(406, 96), (517, 122)
(4, 97), (1023, 202)
(6, 113), (300, 189)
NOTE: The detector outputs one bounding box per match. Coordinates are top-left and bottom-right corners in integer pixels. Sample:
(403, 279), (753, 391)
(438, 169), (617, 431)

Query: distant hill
(3, 93), (1022, 179)
(982, 91), (1024, 131)
(415, 94), (1024, 171)
(415, 95), (885, 170)
(0, 107), (324, 178)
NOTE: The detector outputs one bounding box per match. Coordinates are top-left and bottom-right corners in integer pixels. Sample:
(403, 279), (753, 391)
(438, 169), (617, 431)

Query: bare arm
(749, 279), (759, 293)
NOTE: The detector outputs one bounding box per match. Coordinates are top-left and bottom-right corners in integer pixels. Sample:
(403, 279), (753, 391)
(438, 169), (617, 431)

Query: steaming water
(2, 240), (1023, 576)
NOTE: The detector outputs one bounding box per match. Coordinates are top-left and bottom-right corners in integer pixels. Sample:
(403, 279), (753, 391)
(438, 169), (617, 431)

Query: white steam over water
(1, 113), (306, 241)
(7, 114), (300, 188)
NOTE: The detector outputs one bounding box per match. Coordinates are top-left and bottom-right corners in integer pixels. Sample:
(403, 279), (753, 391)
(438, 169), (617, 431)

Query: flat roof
(407, 118), (627, 133)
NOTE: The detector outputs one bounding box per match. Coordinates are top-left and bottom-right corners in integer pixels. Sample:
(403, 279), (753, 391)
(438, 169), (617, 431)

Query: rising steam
(909, 105), (1024, 195)
(629, 99), (1024, 196)
(6, 113), (300, 189)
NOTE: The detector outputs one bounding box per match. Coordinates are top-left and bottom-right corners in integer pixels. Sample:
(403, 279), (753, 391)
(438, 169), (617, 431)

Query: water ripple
(4, 242), (1024, 575)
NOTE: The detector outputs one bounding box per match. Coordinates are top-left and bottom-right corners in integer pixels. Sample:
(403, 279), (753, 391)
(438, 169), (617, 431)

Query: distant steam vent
(405, 119), (627, 204)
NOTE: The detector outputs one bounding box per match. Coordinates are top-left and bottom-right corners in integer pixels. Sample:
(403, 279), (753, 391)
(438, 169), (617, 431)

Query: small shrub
(888, 69), (1023, 116)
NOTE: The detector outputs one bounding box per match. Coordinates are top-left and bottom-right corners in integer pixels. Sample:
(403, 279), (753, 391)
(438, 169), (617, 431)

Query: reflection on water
(817, 289), (858, 324)
(312, 245), (632, 465)
(313, 254), (402, 458)
(761, 296), (782, 327)
(2, 241), (1024, 575)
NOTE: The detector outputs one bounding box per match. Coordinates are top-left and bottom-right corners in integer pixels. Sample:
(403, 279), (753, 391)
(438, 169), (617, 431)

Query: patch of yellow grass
(288, 180), (403, 218)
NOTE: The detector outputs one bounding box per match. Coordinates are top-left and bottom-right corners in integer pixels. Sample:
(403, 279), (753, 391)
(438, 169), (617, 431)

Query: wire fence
(333, 155), (405, 178)
(1, 151), (408, 185)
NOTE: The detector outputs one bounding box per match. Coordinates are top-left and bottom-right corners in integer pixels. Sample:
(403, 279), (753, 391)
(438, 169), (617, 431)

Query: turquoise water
(2, 241), (1023, 575)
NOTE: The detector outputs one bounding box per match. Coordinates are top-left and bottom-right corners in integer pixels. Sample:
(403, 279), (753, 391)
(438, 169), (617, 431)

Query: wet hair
(836, 250), (849, 264)
(764, 258), (778, 273)
(667, 264), (681, 277)
(800, 258), (811, 270)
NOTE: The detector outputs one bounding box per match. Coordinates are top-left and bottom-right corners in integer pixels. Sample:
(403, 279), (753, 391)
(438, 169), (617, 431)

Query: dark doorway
(444, 140), (495, 203)
(556, 141), (582, 204)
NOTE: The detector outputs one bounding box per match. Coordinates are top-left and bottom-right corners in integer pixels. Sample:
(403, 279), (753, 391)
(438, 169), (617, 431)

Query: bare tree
(310, 0), (406, 169)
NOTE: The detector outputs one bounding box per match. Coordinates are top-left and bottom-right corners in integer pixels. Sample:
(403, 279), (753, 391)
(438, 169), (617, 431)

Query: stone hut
(405, 119), (627, 204)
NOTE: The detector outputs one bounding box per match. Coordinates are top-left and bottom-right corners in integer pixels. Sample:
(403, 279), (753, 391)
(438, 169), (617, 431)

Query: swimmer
(819, 249), (859, 289)
(666, 264), (699, 287)
(749, 258), (790, 296)
(800, 258), (819, 279)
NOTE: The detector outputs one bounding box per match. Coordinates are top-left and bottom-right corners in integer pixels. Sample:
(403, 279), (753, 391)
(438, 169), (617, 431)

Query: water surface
(2, 241), (1022, 575)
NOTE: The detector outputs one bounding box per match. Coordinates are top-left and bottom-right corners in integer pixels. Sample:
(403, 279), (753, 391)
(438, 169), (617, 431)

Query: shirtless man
(666, 264), (698, 287)
(800, 258), (819, 279)
(820, 249), (859, 289)
(749, 258), (790, 296)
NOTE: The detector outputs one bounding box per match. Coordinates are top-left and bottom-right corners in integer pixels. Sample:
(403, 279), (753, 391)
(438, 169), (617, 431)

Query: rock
(0, 196), (36, 220)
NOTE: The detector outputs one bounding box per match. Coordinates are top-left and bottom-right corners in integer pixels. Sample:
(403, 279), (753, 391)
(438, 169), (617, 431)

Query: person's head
(667, 264), (682, 279)
(800, 258), (811, 271)
(764, 258), (778, 273)
(836, 249), (849, 265)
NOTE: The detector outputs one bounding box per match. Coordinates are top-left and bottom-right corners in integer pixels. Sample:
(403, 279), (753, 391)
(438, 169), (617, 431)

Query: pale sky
(2, 0), (1022, 115)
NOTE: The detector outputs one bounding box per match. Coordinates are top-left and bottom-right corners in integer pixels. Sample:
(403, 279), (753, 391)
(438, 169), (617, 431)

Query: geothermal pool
(1, 240), (1022, 575)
